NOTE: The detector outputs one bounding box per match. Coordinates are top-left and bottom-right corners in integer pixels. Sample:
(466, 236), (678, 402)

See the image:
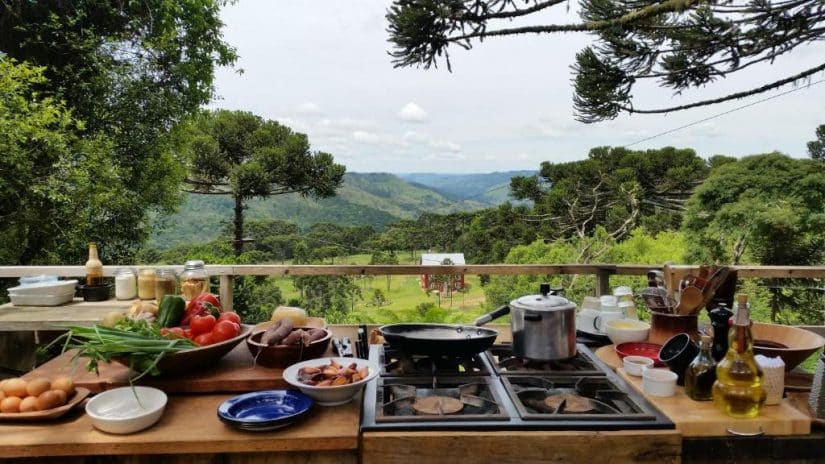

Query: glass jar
(179, 260), (208, 300)
(137, 268), (156, 300)
(114, 268), (137, 300)
(154, 268), (177, 302)
(613, 286), (638, 319)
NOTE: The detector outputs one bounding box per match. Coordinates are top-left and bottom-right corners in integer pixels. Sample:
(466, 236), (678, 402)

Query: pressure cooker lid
(511, 283), (576, 312)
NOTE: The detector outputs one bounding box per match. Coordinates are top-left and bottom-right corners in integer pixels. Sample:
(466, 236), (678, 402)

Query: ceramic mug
(577, 308), (601, 334)
(594, 310), (623, 333)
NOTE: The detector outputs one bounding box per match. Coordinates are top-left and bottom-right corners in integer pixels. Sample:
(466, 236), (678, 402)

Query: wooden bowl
(138, 325), (251, 374)
(751, 322), (825, 370)
(247, 323), (332, 368)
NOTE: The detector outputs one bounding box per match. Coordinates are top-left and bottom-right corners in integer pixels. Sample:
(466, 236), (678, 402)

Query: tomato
(218, 312), (241, 325)
(190, 314), (216, 335)
(182, 293), (222, 326)
(161, 327), (185, 339)
(183, 328), (194, 339)
(194, 332), (215, 346)
(212, 320), (240, 342)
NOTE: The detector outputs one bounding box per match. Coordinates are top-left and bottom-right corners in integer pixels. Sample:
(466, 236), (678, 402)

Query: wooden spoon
(676, 286), (704, 315)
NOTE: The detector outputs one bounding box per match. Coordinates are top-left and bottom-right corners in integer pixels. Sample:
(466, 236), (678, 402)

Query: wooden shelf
(0, 298), (132, 332)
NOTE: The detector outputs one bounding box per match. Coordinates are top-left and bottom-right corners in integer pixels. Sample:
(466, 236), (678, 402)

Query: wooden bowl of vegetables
(247, 320), (332, 368)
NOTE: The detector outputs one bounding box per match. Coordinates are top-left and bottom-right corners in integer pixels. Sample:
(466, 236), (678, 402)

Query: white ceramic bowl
(642, 368), (678, 397)
(85, 386), (167, 434)
(606, 319), (651, 346)
(623, 355), (655, 377)
(283, 357), (379, 406)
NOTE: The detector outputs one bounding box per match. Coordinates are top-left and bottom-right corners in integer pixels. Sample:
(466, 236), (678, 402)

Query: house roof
(420, 253), (465, 265)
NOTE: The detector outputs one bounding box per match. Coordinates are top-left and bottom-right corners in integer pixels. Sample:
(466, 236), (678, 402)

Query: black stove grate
(486, 344), (604, 376)
(376, 376), (508, 422)
(379, 344), (489, 377)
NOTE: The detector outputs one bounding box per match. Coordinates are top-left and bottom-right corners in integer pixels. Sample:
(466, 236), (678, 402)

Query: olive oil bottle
(712, 294), (765, 418)
(685, 335), (716, 401)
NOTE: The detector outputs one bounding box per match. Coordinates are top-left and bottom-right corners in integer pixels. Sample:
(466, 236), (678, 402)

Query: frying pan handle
(474, 305), (510, 326)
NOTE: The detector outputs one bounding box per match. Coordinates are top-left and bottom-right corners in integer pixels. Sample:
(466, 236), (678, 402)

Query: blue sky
(211, 0), (825, 173)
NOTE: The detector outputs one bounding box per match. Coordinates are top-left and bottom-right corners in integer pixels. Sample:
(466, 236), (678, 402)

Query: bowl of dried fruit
(282, 357), (379, 406)
(247, 320), (332, 368)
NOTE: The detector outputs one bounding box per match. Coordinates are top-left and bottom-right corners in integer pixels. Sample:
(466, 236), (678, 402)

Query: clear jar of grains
(114, 268), (137, 300)
(137, 268), (156, 300)
(154, 268), (177, 302)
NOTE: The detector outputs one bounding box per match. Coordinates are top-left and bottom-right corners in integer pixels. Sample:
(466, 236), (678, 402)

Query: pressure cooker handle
(523, 310), (543, 322)
(474, 305), (510, 326)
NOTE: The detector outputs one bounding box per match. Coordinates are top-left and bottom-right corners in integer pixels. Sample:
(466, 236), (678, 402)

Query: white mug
(577, 308), (601, 333)
(594, 310), (623, 333)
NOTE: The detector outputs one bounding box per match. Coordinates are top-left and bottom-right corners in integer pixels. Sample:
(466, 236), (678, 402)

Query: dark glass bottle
(709, 303), (733, 362)
(685, 335), (716, 401)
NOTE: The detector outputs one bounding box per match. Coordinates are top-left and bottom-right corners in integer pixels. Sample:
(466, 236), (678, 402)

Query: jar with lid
(114, 268), (137, 300)
(154, 268), (177, 302)
(179, 260), (209, 300)
(137, 268), (156, 300)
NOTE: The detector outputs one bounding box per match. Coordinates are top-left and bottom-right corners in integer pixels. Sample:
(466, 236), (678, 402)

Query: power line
(623, 77), (825, 148)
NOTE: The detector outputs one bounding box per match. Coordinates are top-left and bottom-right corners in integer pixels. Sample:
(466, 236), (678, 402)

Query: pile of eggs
(0, 376), (75, 413)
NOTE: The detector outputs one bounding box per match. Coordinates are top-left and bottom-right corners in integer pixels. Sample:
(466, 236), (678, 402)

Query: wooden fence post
(220, 275), (234, 312)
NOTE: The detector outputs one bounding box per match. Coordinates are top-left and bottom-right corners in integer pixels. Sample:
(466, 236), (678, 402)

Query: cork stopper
(734, 293), (750, 326)
(700, 334), (712, 349)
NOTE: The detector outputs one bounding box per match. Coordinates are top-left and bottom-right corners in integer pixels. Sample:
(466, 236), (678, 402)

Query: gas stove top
(360, 343), (673, 431)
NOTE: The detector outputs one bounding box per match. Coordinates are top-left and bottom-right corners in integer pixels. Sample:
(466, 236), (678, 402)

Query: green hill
(149, 172), (489, 249)
(397, 170), (535, 205)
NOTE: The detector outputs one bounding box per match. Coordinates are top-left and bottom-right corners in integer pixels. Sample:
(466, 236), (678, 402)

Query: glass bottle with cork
(85, 242), (103, 286)
(712, 294), (766, 418)
(685, 334), (716, 401)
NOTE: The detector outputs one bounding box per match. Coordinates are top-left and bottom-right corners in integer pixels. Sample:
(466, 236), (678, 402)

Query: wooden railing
(2, 264), (823, 313)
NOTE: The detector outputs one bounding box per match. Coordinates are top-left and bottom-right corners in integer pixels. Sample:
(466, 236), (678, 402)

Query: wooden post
(595, 268), (612, 296)
(220, 275), (234, 312)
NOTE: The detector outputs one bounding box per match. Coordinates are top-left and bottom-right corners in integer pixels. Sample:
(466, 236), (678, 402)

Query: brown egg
(51, 389), (67, 404)
(36, 390), (65, 411)
(0, 396), (21, 413)
(2, 378), (27, 398)
(51, 376), (75, 397)
(26, 378), (51, 397)
(19, 396), (39, 413)
(0, 390), (5, 402)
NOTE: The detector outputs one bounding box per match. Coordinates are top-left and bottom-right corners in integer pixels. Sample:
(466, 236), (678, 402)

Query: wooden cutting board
(617, 368), (810, 437)
(23, 342), (329, 393)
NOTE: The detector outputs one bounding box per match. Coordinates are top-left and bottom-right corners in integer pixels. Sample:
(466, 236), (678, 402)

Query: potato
(19, 396), (39, 413)
(2, 378), (27, 398)
(51, 376), (75, 397)
(270, 306), (307, 327)
(0, 396), (21, 413)
(26, 378), (51, 397)
(36, 390), (66, 411)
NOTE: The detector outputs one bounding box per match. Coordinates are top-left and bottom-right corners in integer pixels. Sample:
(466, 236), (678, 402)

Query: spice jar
(114, 268), (137, 300)
(179, 260), (208, 300)
(154, 268), (177, 302)
(137, 268), (156, 300)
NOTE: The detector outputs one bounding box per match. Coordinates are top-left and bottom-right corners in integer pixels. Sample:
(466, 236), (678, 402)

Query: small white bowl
(85, 386), (167, 434)
(283, 357), (379, 406)
(642, 368), (678, 397)
(623, 355), (654, 377)
(606, 319), (650, 346)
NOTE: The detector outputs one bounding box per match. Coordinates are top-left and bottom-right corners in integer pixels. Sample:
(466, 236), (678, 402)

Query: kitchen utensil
(85, 386), (167, 434)
(649, 312), (699, 345)
(639, 287), (675, 314)
(647, 270), (665, 289)
(643, 368), (678, 397)
(282, 357), (379, 406)
(0, 387), (90, 421)
(675, 285), (704, 315)
(623, 355), (655, 377)
(809, 354), (825, 419)
(698, 266), (731, 311)
(246, 324), (331, 368)
(606, 319), (650, 346)
(217, 390), (312, 431)
(475, 283), (577, 360)
(379, 323), (498, 357)
(614, 342), (664, 366)
(659, 333), (699, 386)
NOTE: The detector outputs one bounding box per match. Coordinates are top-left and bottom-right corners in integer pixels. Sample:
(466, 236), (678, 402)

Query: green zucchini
(158, 295), (186, 328)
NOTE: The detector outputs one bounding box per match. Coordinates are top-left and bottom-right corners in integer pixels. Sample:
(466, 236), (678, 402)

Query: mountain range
(149, 170), (535, 249)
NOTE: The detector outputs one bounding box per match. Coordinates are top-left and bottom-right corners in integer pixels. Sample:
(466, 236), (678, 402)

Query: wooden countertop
(0, 298), (130, 331)
(0, 393), (360, 458)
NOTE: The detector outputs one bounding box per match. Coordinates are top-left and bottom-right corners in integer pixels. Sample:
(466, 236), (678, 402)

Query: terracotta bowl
(751, 322), (825, 371)
(247, 322), (332, 368)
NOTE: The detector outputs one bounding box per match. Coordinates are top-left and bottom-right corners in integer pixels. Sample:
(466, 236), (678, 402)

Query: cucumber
(158, 295), (186, 328)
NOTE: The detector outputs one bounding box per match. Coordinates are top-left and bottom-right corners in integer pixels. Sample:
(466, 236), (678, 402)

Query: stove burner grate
(376, 377), (508, 422)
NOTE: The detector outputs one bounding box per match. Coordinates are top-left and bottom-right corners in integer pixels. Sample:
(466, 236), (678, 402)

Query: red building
(420, 253), (466, 292)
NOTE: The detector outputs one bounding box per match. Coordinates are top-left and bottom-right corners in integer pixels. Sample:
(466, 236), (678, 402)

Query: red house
(420, 253), (465, 292)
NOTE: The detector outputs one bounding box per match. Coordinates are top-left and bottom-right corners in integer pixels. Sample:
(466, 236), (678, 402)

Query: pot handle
(474, 305), (510, 326)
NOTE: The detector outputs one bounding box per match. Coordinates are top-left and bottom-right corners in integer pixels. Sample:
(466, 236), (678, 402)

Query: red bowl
(615, 342), (665, 367)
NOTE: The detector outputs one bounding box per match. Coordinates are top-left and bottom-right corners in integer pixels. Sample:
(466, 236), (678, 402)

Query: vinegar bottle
(685, 335), (716, 401)
(85, 242), (104, 286)
(712, 294), (765, 418)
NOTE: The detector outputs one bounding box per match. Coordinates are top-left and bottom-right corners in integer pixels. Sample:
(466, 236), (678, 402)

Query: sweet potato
(261, 319), (293, 345)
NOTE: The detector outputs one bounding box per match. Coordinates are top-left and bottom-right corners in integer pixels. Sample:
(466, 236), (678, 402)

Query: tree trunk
(233, 194), (245, 257)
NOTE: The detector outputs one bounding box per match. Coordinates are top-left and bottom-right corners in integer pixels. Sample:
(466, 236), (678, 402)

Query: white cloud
(352, 130), (381, 144)
(430, 140), (462, 152)
(403, 131), (429, 143)
(295, 102), (322, 116)
(398, 102), (428, 123)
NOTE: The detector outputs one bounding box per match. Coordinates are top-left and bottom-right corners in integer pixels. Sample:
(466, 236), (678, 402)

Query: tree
(369, 251), (400, 290)
(809, 125), (825, 162)
(511, 146), (707, 241)
(386, 0), (825, 122)
(0, 1), (237, 263)
(182, 110), (346, 256)
(456, 202), (539, 265)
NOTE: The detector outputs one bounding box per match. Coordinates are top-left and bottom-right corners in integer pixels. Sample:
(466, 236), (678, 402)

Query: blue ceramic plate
(217, 390), (312, 429)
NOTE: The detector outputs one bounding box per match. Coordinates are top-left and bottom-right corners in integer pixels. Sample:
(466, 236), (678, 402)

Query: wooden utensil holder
(649, 312), (699, 345)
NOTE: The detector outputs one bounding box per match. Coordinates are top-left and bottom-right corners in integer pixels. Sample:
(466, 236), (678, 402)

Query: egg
(51, 376), (75, 397)
(0, 390), (5, 402)
(2, 378), (27, 398)
(19, 396), (39, 413)
(0, 396), (21, 413)
(26, 378), (51, 397)
(36, 390), (66, 411)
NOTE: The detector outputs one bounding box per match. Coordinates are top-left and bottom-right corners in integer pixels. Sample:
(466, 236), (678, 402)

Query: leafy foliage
(809, 124), (825, 162)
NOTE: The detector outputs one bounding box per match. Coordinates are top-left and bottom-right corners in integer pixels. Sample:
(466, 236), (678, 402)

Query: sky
(211, 0), (825, 173)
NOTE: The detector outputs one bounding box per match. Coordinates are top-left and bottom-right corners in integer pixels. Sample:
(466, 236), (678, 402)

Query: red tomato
(161, 327), (185, 339)
(194, 332), (215, 346)
(218, 312), (241, 325)
(183, 328), (194, 339)
(212, 320), (240, 342)
(190, 314), (216, 335)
